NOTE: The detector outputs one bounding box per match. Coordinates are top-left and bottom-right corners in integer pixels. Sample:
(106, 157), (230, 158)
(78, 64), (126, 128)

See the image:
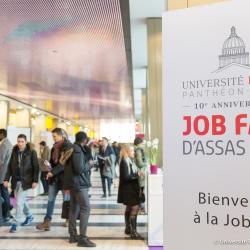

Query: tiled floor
(0, 172), (148, 250)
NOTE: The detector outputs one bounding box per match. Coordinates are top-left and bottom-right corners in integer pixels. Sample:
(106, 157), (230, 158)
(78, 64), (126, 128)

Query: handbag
(61, 200), (81, 220)
(61, 200), (70, 219)
(139, 191), (145, 204)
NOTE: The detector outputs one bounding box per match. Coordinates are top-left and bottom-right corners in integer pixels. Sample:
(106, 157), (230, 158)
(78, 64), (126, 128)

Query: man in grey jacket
(0, 129), (13, 222)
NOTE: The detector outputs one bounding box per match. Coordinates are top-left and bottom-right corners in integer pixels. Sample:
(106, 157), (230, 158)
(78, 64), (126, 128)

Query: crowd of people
(0, 127), (148, 247)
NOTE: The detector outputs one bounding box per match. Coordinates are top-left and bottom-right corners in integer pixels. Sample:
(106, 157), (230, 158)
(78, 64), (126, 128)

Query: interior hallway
(0, 171), (148, 250)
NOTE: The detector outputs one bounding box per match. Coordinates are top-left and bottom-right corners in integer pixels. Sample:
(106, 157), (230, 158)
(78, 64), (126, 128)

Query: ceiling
(0, 0), (134, 125)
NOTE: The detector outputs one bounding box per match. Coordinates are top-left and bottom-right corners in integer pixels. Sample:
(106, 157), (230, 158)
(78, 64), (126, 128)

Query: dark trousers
(69, 189), (90, 239)
(40, 172), (49, 193)
(0, 184), (11, 218)
(101, 175), (112, 195)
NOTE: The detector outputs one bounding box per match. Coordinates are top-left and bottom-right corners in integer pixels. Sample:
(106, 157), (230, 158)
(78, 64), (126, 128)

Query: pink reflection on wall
(0, 0), (133, 122)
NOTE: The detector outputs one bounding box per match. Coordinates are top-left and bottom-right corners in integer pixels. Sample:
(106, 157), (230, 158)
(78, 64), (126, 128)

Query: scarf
(52, 140), (64, 164)
(125, 157), (138, 175)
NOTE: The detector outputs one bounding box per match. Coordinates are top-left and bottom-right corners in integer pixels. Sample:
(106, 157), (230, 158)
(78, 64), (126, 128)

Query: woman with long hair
(117, 144), (143, 239)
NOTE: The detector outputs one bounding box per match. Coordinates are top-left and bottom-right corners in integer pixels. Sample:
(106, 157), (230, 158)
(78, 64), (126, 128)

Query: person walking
(36, 128), (73, 231)
(98, 137), (115, 198)
(4, 134), (39, 233)
(64, 132), (96, 247)
(118, 144), (144, 240)
(0, 129), (13, 222)
(39, 141), (50, 195)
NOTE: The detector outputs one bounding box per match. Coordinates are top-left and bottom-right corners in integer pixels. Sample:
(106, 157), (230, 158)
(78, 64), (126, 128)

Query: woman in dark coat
(117, 144), (143, 240)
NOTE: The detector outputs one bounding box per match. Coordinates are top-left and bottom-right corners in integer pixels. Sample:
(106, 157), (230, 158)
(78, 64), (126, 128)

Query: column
(141, 88), (148, 137)
(0, 101), (9, 128)
(147, 18), (163, 167)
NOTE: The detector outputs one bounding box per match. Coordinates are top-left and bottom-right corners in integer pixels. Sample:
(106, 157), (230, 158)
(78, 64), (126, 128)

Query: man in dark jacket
(4, 134), (39, 233)
(64, 132), (96, 247)
(36, 128), (73, 231)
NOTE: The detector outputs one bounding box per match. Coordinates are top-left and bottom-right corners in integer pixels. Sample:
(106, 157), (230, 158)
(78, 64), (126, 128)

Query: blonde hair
(119, 144), (133, 160)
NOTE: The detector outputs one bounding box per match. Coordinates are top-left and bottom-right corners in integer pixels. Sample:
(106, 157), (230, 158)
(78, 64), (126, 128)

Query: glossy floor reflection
(0, 172), (148, 249)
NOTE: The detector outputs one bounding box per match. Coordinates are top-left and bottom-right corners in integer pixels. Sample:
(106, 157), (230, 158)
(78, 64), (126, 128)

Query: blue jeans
(13, 182), (32, 225)
(45, 182), (65, 221)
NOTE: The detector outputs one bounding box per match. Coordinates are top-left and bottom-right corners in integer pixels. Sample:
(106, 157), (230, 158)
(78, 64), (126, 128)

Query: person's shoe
(21, 215), (34, 226)
(9, 224), (18, 233)
(125, 227), (131, 235)
(69, 235), (79, 243)
(63, 219), (69, 227)
(36, 219), (51, 231)
(78, 238), (96, 247)
(108, 193), (112, 197)
(130, 216), (144, 240)
(101, 194), (107, 198)
(130, 231), (144, 240)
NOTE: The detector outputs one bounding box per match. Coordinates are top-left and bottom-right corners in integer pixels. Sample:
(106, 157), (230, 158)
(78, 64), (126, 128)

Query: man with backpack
(64, 132), (96, 247)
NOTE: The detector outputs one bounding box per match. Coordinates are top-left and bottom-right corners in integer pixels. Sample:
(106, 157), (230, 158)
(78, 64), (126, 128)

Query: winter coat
(117, 158), (140, 206)
(0, 138), (12, 184)
(5, 143), (39, 191)
(63, 143), (91, 191)
(49, 139), (73, 189)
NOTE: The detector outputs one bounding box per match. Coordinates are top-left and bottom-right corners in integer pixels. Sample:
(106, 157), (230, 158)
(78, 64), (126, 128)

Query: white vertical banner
(163, 0), (250, 249)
